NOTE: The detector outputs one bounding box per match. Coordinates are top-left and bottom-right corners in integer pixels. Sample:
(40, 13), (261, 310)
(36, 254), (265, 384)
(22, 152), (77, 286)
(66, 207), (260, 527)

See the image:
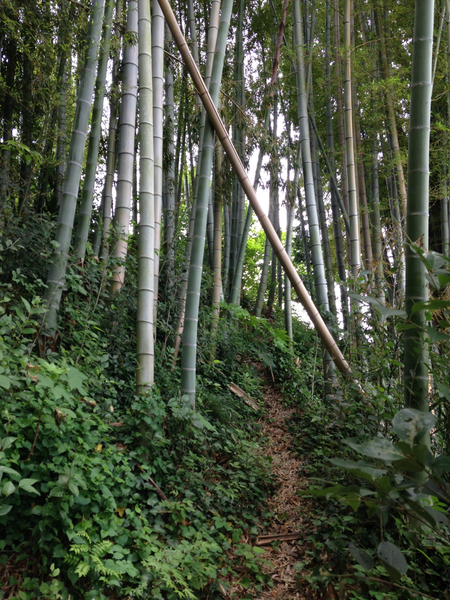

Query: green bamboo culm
(231, 0), (289, 308)
(136, 0), (155, 390)
(404, 0), (434, 413)
(180, 0), (234, 406)
(343, 0), (361, 279)
(292, 0), (328, 313)
(43, 0), (105, 336)
(229, 109), (269, 306)
(110, 0), (139, 294)
(75, 0), (115, 262)
(151, 0), (164, 325)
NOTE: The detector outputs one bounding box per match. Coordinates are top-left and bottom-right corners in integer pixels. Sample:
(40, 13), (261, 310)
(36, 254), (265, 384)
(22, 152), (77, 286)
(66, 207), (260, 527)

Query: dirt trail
(227, 373), (317, 600)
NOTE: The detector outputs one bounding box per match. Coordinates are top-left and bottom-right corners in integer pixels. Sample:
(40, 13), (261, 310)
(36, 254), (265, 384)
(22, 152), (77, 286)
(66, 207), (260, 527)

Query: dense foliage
(2, 0), (450, 598)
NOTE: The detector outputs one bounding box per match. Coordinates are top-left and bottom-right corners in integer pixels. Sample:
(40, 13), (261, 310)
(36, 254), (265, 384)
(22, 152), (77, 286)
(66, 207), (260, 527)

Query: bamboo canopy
(157, 0), (351, 378)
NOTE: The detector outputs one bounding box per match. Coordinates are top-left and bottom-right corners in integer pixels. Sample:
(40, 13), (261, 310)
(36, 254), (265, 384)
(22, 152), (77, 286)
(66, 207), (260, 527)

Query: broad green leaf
(49, 485), (66, 498)
(15, 307), (26, 322)
(395, 323), (416, 332)
(21, 297), (31, 313)
(2, 480), (16, 496)
(392, 458), (424, 472)
(345, 437), (404, 462)
(377, 541), (408, 580)
(192, 413), (216, 432)
(421, 479), (450, 502)
(18, 479), (40, 495)
(348, 543), (374, 571)
(422, 250), (450, 270)
(62, 366), (87, 393)
(68, 481), (79, 496)
(344, 498), (361, 512)
(431, 455), (450, 472)
(1, 436), (16, 451)
(19, 484), (40, 495)
(18, 478), (39, 488)
(412, 444), (432, 465)
(348, 294), (407, 319)
(300, 483), (374, 499)
(392, 409), (435, 447)
(411, 299), (450, 315)
(36, 374), (55, 389)
(374, 306), (407, 319)
(0, 504), (12, 516)
(52, 384), (72, 402)
(437, 273), (450, 288)
(329, 458), (386, 481)
(404, 500), (438, 529)
(0, 375), (11, 390)
(0, 466), (20, 479)
(423, 506), (449, 527)
(436, 382), (450, 401)
(423, 325), (450, 343)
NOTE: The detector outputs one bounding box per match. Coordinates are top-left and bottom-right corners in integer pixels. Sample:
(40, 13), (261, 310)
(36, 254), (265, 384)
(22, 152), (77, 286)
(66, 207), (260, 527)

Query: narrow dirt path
(226, 372), (317, 600)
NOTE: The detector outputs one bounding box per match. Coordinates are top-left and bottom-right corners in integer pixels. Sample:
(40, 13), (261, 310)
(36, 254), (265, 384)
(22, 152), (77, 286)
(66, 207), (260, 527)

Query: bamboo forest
(2, 0), (450, 598)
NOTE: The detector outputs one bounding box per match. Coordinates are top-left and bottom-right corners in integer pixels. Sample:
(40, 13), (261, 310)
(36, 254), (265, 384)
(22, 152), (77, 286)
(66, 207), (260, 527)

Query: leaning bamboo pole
(157, 0), (351, 378)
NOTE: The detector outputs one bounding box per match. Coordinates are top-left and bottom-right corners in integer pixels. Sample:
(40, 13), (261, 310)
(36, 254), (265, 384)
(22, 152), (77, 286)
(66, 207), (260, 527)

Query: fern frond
(69, 543), (89, 555)
(75, 562), (91, 577)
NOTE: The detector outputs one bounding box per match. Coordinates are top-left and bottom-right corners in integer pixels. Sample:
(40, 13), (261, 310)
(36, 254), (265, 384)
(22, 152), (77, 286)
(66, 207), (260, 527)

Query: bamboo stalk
(157, 0), (351, 378)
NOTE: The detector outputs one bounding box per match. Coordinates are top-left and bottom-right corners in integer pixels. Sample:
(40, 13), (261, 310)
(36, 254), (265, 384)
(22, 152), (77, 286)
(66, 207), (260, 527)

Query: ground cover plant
(0, 251), (280, 600)
(2, 0), (450, 597)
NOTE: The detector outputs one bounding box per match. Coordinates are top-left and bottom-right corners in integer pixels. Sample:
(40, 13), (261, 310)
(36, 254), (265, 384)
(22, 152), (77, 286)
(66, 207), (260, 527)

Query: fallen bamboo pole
(157, 0), (351, 378)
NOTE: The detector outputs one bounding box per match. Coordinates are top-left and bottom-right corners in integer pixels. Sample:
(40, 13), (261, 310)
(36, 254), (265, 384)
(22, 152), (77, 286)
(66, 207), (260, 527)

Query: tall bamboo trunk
(228, 0), (245, 298)
(163, 27), (176, 291)
(343, 0), (361, 279)
(325, 0), (347, 324)
(109, 0), (139, 294)
(295, 146), (313, 298)
(293, 0), (329, 312)
(284, 200), (295, 344)
(375, 8), (407, 221)
(442, 174), (449, 257)
(93, 0), (122, 260)
(180, 0), (233, 405)
(268, 97), (280, 310)
(370, 140), (385, 305)
(170, 0), (221, 367)
(136, 0), (155, 390)
(230, 111), (268, 307)
(54, 57), (69, 210)
(294, 0), (336, 383)
(315, 153), (337, 317)
(255, 200), (274, 318)
(333, 0), (350, 265)
(231, 0), (289, 308)
(152, 0), (164, 320)
(354, 105), (373, 271)
(43, 0), (105, 335)
(75, 0), (114, 262)
(93, 18), (121, 261)
(158, 0), (351, 377)
(210, 143), (223, 349)
(187, 0), (200, 67)
(404, 0), (433, 413)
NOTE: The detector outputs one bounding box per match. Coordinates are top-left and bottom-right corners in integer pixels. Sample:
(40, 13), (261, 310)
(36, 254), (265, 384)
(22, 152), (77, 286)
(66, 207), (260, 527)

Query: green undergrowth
(0, 257), (302, 599)
(285, 331), (450, 600)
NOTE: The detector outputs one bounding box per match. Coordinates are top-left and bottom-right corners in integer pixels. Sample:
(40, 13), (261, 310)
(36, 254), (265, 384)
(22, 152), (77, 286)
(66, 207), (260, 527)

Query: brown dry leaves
(225, 372), (317, 600)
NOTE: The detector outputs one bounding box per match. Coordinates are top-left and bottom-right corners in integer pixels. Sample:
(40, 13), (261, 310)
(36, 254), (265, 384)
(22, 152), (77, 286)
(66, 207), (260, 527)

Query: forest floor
(226, 368), (322, 600)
